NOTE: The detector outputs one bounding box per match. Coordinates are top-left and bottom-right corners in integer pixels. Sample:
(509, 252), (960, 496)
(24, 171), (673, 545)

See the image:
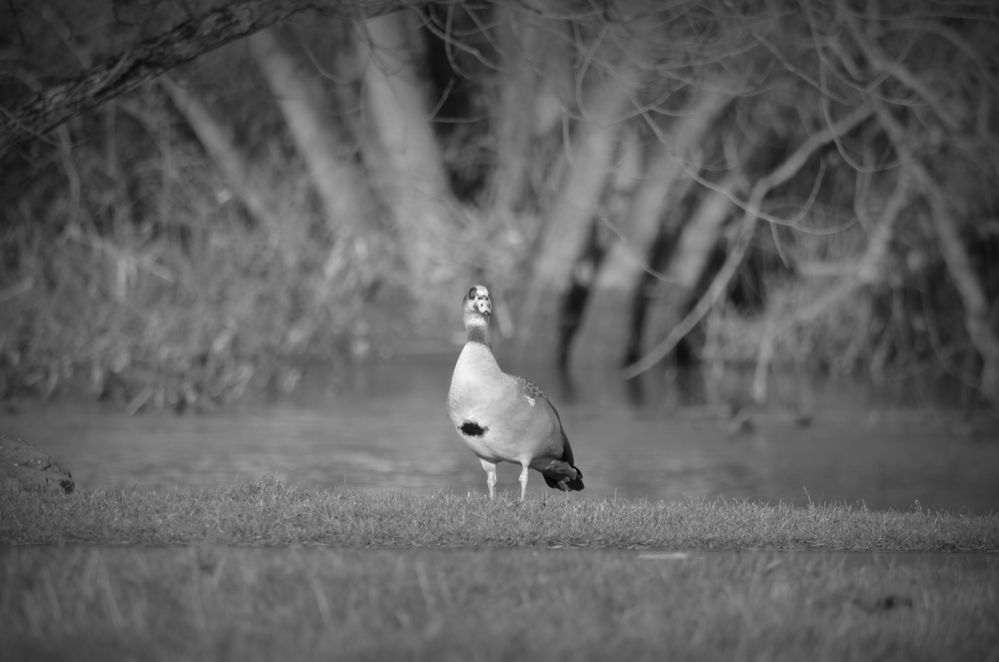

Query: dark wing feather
(539, 395), (584, 491)
(515, 376), (545, 401)
(514, 375), (584, 491)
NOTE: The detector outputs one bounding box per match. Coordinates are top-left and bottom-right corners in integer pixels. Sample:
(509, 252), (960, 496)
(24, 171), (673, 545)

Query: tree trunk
(875, 103), (999, 407)
(0, 0), (425, 158)
(487, 6), (567, 220)
(640, 172), (746, 361)
(751, 170), (913, 403)
(249, 25), (384, 350)
(623, 104), (875, 378)
(927, 196), (999, 406)
(358, 10), (458, 288)
(161, 76), (282, 231)
(572, 85), (735, 368)
(250, 27), (378, 243)
(515, 64), (644, 360)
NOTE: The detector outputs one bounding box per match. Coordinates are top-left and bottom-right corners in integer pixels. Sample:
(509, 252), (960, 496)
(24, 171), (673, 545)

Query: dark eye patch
(468, 287), (477, 300)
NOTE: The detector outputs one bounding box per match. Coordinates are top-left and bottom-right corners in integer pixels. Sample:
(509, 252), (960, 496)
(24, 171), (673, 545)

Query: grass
(2, 479), (997, 551)
(2, 480), (998, 660)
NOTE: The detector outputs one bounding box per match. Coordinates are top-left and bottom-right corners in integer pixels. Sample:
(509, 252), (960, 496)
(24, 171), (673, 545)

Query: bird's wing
(514, 375), (546, 406)
(514, 375), (575, 456)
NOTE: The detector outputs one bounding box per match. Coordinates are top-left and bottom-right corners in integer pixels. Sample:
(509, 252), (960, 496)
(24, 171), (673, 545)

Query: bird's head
(463, 285), (492, 329)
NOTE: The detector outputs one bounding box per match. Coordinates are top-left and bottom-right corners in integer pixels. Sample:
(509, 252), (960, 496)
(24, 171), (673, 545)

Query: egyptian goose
(447, 285), (584, 500)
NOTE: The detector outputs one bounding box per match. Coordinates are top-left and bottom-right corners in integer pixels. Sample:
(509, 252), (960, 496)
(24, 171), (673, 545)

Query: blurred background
(1, 1), (997, 509)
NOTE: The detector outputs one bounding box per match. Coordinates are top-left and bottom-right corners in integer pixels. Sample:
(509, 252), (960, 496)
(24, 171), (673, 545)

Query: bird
(447, 285), (584, 500)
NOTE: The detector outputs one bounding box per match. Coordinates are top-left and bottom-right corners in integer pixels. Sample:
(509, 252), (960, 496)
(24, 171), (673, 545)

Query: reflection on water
(2, 356), (997, 514)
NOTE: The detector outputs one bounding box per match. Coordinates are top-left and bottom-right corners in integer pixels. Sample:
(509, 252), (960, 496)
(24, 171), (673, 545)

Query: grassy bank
(3, 479), (998, 550)
(2, 481), (998, 660)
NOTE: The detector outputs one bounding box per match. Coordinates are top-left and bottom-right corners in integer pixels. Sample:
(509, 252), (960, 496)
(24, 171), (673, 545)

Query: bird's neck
(465, 321), (491, 346)
(455, 330), (503, 382)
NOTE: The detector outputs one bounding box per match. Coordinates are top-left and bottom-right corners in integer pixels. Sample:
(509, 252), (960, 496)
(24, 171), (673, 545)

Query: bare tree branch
(0, 0), (422, 159)
(622, 104), (874, 379)
(161, 76), (282, 231)
(875, 104), (999, 406)
(836, 0), (961, 130)
(751, 168), (913, 402)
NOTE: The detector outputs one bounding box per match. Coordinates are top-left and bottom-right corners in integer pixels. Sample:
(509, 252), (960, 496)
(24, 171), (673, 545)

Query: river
(2, 356), (997, 513)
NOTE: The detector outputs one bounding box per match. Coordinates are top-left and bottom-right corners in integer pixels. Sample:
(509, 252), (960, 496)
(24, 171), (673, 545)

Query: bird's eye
(468, 287), (477, 300)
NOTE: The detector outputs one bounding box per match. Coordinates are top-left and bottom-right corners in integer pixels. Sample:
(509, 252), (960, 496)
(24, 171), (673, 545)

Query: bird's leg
(479, 458), (498, 500)
(518, 464), (529, 501)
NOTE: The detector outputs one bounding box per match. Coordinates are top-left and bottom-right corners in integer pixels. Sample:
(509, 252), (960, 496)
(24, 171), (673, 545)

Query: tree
(572, 84), (737, 368)
(0, 0), (422, 158)
(2, 0), (997, 408)
(357, 10), (460, 288)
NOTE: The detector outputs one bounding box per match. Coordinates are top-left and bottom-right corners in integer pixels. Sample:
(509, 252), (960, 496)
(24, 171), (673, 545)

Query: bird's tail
(539, 461), (584, 492)
(534, 424), (583, 491)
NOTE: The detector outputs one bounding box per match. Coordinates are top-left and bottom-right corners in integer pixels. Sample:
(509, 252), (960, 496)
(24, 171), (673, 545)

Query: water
(2, 356), (997, 514)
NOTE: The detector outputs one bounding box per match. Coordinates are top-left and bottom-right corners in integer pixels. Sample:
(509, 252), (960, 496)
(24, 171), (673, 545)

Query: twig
(622, 104), (874, 379)
(875, 102), (999, 405)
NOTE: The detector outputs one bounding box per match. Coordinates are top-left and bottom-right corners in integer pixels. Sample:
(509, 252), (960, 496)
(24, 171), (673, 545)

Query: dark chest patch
(460, 421), (488, 437)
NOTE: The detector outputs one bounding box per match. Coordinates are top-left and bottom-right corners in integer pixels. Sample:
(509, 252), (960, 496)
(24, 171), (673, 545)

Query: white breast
(447, 342), (527, 461)
(448, 343), (501, 421)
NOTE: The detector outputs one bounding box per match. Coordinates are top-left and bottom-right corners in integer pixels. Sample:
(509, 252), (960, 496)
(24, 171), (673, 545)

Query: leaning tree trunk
(927, 195), (999, 406)
(623, 104), (875, 379)
(572, 85), (735, 368)
(875, 104), (999, 407)
(161, 76), (283, 231)
(486, 4), (567, 221)
(250, 27), (379, 243)
(250, 26), (384, 346)
(640, 171), (746, 362)
(515, 64), (643, 360)
(358, 10), (459, 294)
(487, 5), (540, 220)
(750, 169), (913, 404)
